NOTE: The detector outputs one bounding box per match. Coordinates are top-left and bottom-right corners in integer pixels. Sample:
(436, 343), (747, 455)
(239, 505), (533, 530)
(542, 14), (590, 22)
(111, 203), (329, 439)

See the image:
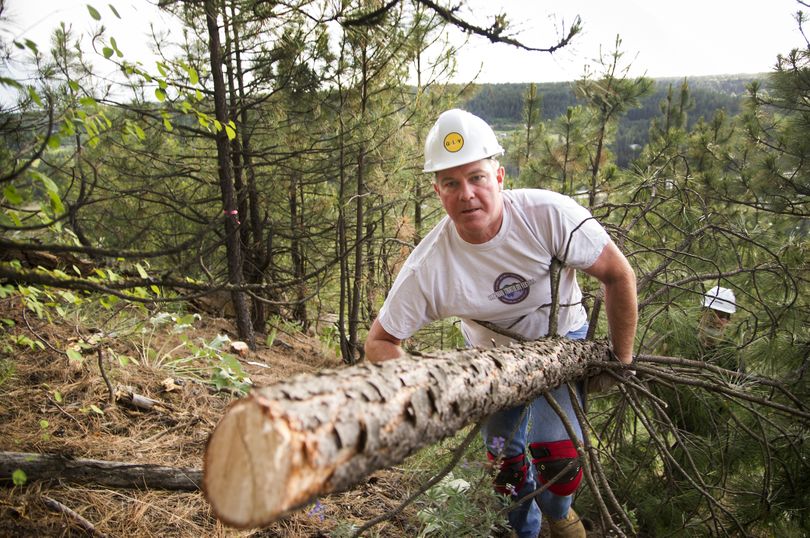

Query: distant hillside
(461, 74), (767, 166)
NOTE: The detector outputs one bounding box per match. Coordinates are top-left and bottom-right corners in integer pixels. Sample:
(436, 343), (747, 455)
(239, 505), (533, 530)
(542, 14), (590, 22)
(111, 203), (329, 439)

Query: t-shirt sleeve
(528, 192), (610, 269)
(377, 266), (437, 340)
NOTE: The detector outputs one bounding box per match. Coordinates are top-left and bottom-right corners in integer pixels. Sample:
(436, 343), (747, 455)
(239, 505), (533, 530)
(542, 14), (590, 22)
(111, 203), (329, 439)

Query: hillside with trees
(0, 1), (808, 537)
(463, 75), (754, 166)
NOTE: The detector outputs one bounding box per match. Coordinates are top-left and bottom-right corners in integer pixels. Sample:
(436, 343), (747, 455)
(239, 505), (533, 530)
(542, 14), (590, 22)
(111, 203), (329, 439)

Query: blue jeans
(481, 324), (587, 538)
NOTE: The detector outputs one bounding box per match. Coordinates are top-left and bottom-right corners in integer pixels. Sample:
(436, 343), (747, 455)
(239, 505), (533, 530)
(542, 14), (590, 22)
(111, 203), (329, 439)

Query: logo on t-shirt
(489, 272), (535, 304)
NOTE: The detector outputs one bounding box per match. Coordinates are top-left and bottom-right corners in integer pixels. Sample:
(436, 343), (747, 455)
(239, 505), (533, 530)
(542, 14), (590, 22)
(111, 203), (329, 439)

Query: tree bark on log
(0, 452), (201, 490)
(203, 338), (610, 528)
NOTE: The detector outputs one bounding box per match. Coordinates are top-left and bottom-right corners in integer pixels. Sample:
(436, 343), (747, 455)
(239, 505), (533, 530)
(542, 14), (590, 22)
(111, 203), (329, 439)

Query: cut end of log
(203, 396), (334, 528)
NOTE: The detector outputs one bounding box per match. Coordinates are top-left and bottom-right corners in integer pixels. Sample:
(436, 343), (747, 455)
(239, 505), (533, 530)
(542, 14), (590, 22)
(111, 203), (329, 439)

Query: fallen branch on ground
(42, 495), (109, 538)
(0, 452), (201, 490)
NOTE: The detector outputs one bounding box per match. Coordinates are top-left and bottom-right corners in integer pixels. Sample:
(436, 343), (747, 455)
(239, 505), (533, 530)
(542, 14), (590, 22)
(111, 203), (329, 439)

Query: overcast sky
(3, 0), (806, 85)
(452, 0), (804, 82)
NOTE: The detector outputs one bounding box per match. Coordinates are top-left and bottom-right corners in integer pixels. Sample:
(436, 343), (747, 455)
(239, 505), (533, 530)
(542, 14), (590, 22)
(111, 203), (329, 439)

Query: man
(365, 109), (637, 538)
(699, 285), (736, 349)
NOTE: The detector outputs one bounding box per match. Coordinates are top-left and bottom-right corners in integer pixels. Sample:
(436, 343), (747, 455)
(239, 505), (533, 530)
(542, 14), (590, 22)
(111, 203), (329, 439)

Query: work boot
(547, 508), (586, 538)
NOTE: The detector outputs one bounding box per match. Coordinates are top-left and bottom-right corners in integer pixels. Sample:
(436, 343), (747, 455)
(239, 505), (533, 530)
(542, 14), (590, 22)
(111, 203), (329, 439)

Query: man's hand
(586, 352), (636, 394)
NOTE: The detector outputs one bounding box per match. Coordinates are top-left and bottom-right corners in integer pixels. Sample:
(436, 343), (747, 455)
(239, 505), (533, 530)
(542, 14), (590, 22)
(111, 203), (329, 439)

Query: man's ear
(496, 166), (505, 189)
(433, 181), (440, 195)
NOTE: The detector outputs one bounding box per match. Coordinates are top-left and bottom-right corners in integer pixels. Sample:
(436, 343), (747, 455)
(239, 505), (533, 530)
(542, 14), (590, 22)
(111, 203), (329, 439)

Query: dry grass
(0, 295), (423, 537)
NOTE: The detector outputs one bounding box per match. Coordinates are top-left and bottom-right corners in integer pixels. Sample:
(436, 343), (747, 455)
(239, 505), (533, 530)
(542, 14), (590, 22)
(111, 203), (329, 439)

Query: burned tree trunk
(203, 338), (609, 528)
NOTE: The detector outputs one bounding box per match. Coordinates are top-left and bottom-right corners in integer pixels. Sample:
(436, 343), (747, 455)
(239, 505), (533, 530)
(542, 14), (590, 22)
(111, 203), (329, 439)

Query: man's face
(433, 159), (505, 244)
(699, 308), (732, 348)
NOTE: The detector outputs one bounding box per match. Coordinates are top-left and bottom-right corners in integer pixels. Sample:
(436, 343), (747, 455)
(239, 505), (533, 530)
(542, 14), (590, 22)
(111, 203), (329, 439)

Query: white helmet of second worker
(423, 109), (504, 173)
(703, 286), (737, 314)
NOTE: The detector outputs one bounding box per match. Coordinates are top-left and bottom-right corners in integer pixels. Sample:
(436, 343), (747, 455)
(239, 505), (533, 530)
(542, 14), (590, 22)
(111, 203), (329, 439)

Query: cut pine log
(203, 338), (609, 528)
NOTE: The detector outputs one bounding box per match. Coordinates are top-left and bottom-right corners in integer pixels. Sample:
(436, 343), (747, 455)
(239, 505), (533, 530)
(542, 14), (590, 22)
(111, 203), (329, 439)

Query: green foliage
(416, 469), (508, 538)
(11, 469), (27, 487)
(465, 76), (748, 168)
(129, 311), (252, 394)
(0, 358), (15, 388)
(318, 324), (341, 357)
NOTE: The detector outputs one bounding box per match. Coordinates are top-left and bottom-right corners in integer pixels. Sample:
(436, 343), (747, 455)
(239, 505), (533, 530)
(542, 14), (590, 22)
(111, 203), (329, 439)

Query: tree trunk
(203, 338), (610, 528)
(204, 0), (255, 348)
(0, 452), (201, 491)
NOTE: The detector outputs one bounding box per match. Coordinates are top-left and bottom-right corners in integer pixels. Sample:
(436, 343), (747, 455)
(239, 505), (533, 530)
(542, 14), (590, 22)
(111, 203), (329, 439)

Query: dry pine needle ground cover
(0, 296), (424, 538)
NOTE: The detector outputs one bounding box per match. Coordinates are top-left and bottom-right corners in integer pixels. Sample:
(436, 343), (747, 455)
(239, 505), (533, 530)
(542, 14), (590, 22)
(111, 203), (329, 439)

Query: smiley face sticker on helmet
(443, 132), (464, 153)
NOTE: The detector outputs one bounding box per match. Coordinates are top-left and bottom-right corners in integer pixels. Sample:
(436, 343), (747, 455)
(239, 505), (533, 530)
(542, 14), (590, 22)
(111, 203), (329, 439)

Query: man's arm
(582, 241), (638, 364)
(365, 318), (405, 363)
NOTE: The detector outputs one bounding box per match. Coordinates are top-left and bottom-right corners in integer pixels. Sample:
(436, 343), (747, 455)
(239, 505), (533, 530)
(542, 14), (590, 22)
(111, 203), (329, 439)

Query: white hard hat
(703, 286), (736, 314)
(423, 109), (504, 173)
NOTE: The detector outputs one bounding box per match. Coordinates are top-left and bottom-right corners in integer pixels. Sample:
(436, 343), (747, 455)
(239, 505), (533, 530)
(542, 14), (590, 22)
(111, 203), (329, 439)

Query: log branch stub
(203, 338), (610, 528)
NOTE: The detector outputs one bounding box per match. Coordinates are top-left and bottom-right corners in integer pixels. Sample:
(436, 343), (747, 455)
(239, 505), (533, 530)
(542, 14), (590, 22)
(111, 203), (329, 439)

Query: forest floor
(0, 295), (589, 537)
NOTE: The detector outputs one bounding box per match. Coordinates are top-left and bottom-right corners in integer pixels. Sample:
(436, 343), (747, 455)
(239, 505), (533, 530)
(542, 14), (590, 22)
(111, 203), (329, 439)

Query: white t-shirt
(377, 189), (611, 347)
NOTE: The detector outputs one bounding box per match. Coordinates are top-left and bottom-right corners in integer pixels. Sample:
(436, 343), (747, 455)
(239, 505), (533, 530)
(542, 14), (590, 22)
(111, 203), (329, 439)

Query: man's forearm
(365, 339), (404, 363)
(604, 277), (638, 364)
(364, 318), (406, 363)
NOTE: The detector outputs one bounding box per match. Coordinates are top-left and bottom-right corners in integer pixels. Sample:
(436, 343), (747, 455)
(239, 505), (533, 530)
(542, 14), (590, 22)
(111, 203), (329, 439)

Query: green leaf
(47, 135), (61, 149)
(99, 110), (112, 128)
(102, 47), (114, 59)
(225, 124), (236, 140)
(89, 404), (104, 415)
(79, 96), (96, 107)
(109, 4), (121, 18)
(87, 4), (101, 20)
(11, 469), (27, 486)
(3, 185), (22, 205)
(53, 390), (63, 403)
(39, 419), (49, 429)
(187, 66), (199, 85)
(155, 88), (166, 102)
(68, 80), (80, 92)
(156, 62), (168, 77)
(0, 76), (23, 89)
(135, 263), (149, 279)
(265, 328), (277, 347)
(30, 170), (59, 193)
(28, 86), (42, 106)
(209, 334), (230, 350)
(59, 290), (78, 303)
(24, 39), (39, 54)
(66, 349), (83, 363)
(48, 191), (65, 214)
(110, 37), (122, 57)
(162, 117), (173, 132)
